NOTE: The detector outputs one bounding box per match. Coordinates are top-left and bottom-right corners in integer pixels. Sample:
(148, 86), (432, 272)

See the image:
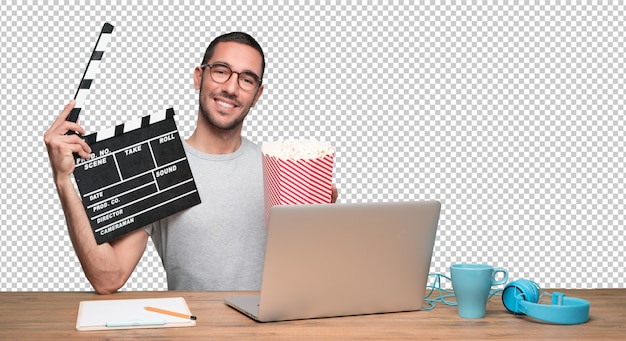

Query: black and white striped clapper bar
(67, 22), (114, 123)
(69, 24), (201, 244)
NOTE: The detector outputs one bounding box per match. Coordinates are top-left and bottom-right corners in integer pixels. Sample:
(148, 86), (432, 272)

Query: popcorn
(261, 139), (335, 160)
(262, 139), (335, 229)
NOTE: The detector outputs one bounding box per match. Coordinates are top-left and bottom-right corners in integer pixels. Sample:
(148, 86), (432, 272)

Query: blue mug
(451, 263), (508, 318)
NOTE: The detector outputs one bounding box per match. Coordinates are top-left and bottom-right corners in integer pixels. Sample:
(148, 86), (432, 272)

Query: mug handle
(492, 267), (509, 286)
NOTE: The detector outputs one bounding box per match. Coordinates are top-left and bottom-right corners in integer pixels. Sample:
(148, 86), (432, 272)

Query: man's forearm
(55, 178), (126, 294)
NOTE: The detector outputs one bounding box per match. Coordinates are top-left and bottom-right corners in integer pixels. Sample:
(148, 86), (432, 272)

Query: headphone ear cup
(502, 279), (540, 314)
(502, 279), (590, 325)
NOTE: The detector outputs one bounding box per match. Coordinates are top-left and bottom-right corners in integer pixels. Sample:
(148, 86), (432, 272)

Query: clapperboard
(69, 23), (201, 244)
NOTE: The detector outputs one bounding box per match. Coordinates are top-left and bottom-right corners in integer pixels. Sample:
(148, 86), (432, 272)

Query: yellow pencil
(145, 306), (197, 320)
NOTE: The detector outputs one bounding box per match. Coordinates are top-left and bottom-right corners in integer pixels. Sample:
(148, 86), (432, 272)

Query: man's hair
(201, 32), (266, 79)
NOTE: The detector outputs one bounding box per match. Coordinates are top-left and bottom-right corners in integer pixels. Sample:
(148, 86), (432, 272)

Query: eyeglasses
(201, 63), (262, 91)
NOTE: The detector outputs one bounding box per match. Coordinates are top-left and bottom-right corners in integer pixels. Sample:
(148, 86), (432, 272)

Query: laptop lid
(225, 200), (441, 322)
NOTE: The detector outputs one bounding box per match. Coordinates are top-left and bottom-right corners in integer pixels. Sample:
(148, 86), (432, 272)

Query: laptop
(224, 200), (441, 322)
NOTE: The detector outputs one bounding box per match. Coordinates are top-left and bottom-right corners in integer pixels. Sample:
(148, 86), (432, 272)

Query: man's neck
(186, 124), (243, 155)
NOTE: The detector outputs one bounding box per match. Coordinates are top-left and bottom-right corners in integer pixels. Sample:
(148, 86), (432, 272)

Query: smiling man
(45, 33), (269, 293)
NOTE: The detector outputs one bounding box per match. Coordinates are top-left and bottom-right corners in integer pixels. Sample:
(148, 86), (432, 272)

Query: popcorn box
(262, 140), (335, 229)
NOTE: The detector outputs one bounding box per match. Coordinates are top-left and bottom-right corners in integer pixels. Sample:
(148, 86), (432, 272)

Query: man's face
(194, 41), (264, 132)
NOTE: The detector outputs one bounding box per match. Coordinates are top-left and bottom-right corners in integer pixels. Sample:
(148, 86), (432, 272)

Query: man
(44, 32), (336, 294)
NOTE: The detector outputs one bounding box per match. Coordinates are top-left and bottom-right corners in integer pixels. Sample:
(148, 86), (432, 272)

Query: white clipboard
(76, 297), (196, 331)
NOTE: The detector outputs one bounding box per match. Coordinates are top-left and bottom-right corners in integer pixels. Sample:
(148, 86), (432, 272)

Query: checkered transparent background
(1, 2), (624, 291)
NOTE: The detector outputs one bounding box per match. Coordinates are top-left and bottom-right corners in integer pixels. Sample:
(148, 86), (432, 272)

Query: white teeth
(216, 100), (234, 109)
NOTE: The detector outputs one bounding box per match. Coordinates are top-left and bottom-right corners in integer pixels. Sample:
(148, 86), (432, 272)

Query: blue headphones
(501, 279), (590, 325)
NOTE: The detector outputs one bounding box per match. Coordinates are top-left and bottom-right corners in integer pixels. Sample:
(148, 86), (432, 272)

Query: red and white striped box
(262, 140), (335, 229)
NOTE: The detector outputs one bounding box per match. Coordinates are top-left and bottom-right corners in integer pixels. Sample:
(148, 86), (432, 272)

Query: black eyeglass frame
(200, 63), (262, 91)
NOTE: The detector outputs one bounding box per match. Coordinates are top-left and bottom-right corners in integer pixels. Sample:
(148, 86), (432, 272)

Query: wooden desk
(0, 289), (623, 339)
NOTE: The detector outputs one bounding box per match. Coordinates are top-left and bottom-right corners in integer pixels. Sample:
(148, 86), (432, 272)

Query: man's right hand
(43, 100), (92, 184)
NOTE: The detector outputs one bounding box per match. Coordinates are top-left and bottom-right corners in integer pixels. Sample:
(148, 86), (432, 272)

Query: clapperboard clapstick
(69, 23), (201, 244)
(68, 22), (114, 123)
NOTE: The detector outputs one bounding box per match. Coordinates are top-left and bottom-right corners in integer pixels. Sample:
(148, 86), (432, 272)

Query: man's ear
(251, 84), (264, 107)
(193, 66), (203, 90)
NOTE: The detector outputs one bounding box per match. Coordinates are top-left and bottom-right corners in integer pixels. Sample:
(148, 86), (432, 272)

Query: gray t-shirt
(145, 137), (267, 290)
